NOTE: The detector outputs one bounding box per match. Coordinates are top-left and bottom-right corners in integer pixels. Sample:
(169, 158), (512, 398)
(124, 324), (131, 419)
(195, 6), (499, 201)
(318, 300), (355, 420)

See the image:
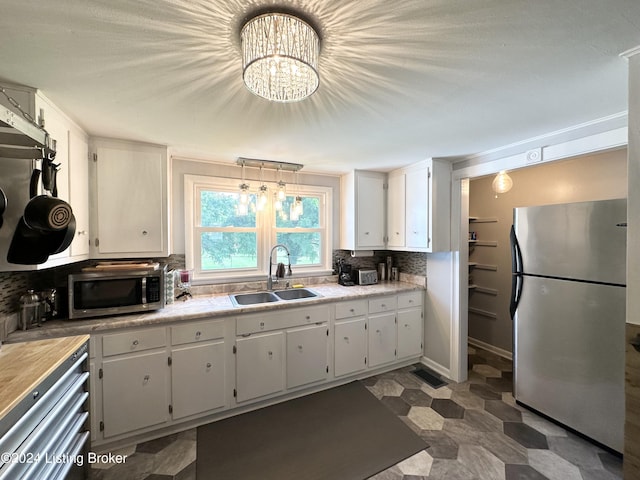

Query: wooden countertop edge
(0, 335), (90, 421)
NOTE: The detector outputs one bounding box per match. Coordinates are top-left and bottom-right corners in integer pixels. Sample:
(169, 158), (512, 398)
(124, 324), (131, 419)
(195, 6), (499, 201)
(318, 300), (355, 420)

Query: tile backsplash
(332, 250), (426, 276)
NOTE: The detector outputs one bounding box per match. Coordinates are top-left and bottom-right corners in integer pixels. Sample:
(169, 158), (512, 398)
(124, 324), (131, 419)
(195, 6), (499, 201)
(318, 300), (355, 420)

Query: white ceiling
(1, 0), (639, 174)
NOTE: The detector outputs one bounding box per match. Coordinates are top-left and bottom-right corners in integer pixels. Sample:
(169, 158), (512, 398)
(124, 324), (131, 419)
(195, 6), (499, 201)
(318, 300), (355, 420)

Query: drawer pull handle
(132, 340), (139, 346)
(260, 322), (265, 328)
(195, 331), (201, 338)
(206, 362), (212, 369)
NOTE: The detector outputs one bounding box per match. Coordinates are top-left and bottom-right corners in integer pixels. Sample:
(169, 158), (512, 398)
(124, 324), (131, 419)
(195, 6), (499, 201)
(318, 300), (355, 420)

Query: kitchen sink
(273, 288), (319, 300)
(230, 291), (279, 306)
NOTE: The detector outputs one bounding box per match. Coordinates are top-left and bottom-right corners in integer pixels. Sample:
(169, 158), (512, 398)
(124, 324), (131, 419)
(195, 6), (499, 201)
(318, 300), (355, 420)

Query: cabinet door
(368, 313), (397, 367)
(334, 318), (367, 377)
(286, 324), (328, 389)
(356, 173), (385, 248)
(236, 332), (284, 403)
(397, 308), (423, 359)
(68, 129), (90, 258)
(94, 141), (166, 255)
(102, 351), (168, 438)
(387, 173), (406, 247)
(172, 341), (226, 419)
(405, 166), (428, 249)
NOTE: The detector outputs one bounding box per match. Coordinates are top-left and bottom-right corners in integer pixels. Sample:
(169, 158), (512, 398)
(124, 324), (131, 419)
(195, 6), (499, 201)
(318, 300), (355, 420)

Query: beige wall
(468, 148), (628, 352)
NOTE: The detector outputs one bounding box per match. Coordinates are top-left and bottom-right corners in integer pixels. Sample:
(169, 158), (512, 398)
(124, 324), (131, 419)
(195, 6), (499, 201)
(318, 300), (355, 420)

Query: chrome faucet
(267, 244), (292, 290)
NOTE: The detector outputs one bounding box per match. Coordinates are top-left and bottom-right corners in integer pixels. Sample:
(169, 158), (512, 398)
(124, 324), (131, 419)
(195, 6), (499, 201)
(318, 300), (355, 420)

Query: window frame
(184, 174), (333, 284)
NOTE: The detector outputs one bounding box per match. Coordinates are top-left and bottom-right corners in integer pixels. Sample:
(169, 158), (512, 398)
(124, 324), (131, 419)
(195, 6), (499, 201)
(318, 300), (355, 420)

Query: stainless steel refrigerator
(510, 198), (626, 453)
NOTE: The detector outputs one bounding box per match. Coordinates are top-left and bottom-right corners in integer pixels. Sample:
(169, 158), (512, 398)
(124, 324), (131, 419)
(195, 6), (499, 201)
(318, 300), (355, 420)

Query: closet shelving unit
(468, 216), (499, 317)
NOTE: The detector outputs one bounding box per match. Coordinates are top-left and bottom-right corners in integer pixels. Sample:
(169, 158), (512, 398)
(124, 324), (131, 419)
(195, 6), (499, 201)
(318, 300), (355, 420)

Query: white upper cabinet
(386, 171), (406, 248)
(340, 170), (386, 250)
(387, 159), (451, 253)
(90, 138), (169, 258)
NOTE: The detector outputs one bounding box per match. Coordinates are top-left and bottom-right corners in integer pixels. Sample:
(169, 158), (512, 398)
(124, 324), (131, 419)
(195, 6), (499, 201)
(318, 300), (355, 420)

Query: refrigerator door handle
(510, 225), (524, 320)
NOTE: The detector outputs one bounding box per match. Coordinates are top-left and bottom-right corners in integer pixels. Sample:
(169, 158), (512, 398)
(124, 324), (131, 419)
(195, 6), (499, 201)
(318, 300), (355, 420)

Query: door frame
(448, 125), (627, 383)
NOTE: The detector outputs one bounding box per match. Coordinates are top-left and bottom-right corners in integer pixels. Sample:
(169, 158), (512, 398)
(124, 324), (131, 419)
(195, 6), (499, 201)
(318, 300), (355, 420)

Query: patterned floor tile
(485, 399), (523, 422)
(401, 388), (433, 407)
(547, 435), (607, 470)
(504, 421), (549, 449)
(469, 383), (503, 400)
(430, 398), (465, 419)
(90, 346), (622, 480)
(407, 406), (445, 430)
(527, 449), (584, 480)
(458, 444), (506, 480)
(396, 450), (433, 476)
(381, 395), (412, 416)
(505, 464), (550, 480)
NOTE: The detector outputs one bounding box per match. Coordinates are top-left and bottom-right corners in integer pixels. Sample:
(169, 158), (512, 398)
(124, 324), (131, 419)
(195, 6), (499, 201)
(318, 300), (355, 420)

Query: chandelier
(241, 12), (320, 102)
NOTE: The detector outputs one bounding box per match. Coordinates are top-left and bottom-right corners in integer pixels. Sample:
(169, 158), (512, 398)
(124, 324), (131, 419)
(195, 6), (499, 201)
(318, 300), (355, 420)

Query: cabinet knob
(206, 362), (212, 369)
(344, 336), (350, 343)
(404, 324), (409, 328)
(349, 308), (355, 313)
(195, 331), (201, 338)
(298, 345), (303, 351)
(143, 375), (150, 383)
(77, 230), (87, 235)
(132, 340), (139, 346)
(142, 230), (148, 236)
(395, 232), (400, 235)
(268, 351), (273, 358)
(260, 322), (265, 329)
(381, 304), (386, 308)
(305, 315), (311, 320)
(376, 329), (381, 334)
(364, 231), (370, 235)
(408, 299), (413, 303)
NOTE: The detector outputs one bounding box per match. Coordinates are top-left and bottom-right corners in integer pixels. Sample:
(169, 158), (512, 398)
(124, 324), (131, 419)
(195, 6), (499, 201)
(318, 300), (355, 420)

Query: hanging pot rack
(0, 87), (56, 161)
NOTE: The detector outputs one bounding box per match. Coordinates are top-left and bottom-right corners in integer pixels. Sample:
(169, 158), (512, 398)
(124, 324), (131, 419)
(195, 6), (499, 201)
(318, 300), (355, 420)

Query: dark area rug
(196, 381), (427, 480)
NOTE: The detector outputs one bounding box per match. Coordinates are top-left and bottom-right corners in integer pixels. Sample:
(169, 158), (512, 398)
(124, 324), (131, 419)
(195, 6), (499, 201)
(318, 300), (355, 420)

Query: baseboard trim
(468, 337), (512, 361)
(419, 356), (451, 380)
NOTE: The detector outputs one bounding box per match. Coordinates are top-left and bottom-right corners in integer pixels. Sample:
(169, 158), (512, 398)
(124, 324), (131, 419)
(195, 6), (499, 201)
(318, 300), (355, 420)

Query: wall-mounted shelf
(475, 263), (497, 271)
(468, 284), (477, 289)
(475, 286), (498, 296)
(469, 217), (498, 223)
(474, 240), (498, 247)
(468, 307), (497, 319)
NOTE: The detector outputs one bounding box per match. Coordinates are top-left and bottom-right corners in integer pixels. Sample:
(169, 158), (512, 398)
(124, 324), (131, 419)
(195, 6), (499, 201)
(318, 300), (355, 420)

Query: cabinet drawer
(237, 305), (329, 335)
(368, 296), (397, 314)
(171, 320), (225, 345)
(102, 328), (166, 357)
(397, 291), (423, 309)
(335, 300), (367, 319)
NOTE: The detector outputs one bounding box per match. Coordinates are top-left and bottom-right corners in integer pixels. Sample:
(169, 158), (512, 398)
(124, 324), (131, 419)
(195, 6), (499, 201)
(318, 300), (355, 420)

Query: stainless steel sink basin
(230, 291), (279, 306)
(273, 288), (319, 300)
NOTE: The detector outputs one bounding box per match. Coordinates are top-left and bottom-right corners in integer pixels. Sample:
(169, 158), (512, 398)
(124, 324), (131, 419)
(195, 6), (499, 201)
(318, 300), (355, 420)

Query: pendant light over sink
(241, 12), (320, 102)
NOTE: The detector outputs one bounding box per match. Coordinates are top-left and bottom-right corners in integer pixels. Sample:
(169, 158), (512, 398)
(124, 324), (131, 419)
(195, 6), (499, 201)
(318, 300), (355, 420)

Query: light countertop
(0, 335), (90, 422)
(7, 281), (424, 342)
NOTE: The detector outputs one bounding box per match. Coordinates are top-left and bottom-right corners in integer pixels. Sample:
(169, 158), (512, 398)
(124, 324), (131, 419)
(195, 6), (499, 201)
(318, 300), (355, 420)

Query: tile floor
(89, 346), (623, 480)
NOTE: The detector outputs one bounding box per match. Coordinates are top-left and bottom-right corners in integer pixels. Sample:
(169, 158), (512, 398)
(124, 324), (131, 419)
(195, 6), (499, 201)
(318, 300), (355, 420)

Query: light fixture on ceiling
(492, 170), (513, 197)
(241, 12), (320, 102)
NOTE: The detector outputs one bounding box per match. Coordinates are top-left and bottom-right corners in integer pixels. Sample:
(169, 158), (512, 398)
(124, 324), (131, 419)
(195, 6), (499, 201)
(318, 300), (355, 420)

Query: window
(185, 175), (332, 282)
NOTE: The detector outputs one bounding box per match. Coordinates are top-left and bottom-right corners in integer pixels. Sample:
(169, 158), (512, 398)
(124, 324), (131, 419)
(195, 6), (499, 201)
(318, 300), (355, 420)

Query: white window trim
(184, 174), (333, 284)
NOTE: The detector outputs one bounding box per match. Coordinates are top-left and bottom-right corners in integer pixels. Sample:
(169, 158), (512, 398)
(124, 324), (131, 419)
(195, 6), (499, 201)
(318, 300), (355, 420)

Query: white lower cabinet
(101, 350), (169, 438)
(171, 341), (226, 419)
(93, 293), (424, 446)
(334, 318), (367, 377)
(235, 331), (285, 403)
(397, 291), (424, 359)
(286, 324), (329, 389)
(368, 313), (397, 367)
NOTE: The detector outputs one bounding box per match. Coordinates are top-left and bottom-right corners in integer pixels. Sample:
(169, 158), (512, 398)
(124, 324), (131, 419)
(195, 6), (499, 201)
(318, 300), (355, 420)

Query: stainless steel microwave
(68, 268), (165, 319)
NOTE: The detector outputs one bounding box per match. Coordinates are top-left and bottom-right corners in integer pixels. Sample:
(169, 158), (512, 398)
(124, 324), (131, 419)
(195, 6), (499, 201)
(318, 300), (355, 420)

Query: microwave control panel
(146, 276), (162, 302)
